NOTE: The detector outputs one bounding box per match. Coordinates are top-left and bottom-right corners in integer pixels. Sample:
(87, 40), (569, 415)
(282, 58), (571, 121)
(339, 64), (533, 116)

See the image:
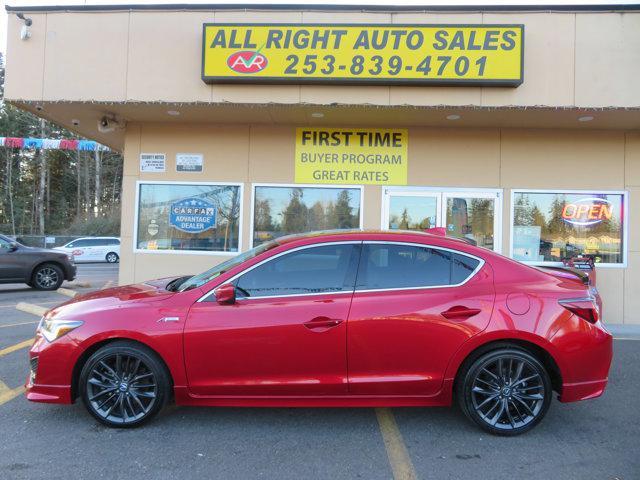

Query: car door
(0, 237), (23, 280)
(68, 239), (91, 262)
(347, 241), (495, 396)
(184, 242), (361, 396)
(89, 239), (108, 262)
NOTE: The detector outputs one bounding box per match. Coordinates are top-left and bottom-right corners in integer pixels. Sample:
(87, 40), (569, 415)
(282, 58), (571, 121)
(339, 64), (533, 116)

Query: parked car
(0, 234), (76, 290)
(25, 230), (612, 435)
(54, 237), (120, 263)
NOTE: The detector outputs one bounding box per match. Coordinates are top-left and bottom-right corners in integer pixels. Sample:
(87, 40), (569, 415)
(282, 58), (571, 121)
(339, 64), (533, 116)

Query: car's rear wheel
(31, 263), (64, 290)
(79, 341), (170, 428)
(457, 348), (552, 436)
(105, 252), (119, 263)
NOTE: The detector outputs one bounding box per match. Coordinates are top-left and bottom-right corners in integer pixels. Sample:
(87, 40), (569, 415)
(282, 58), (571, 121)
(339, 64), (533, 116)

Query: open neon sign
(561, 198), (613, 226)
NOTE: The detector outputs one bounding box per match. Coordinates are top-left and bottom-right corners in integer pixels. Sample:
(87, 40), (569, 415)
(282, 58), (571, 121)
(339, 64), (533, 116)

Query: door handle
(304, 316), (343, 330)
(441, 306), (482, 320)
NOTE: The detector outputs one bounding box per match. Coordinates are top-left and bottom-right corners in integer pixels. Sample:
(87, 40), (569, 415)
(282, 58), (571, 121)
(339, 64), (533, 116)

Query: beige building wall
(5, 10), (640, 108)
(120, 123), (637, 325)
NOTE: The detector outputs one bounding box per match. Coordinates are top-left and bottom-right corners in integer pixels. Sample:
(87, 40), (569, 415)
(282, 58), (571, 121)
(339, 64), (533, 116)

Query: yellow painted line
(0, 339), (33, 358)
(66, 281), (91, 288)
(56, 287), (78, 298)
(0, 321), (39, 329)
(375, 408), (418, 480)
(0, 300), (59, 309)
(0, 380), (25, 406)
(16, 302), (48, 317)
(102, 280), (114, 289)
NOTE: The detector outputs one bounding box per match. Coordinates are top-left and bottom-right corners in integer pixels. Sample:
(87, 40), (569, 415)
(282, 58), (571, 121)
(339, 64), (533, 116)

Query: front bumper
(25, 335), (75, 404)
(64, 263), (77, 281)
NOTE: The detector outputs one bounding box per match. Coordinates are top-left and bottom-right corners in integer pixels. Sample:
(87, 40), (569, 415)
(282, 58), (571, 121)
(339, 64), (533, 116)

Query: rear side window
(70, 239), (90, 247)
(452, 253), (481, 284)
(356, 244), (480, 290)
(235, 244), (359, 298)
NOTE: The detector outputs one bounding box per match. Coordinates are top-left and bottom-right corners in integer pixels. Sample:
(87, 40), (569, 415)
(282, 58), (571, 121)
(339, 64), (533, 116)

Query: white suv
(55, 237), (120, 263)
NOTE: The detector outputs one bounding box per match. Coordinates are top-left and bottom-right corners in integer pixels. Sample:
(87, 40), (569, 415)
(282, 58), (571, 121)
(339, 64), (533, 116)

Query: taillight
(559, 297), (600, 324)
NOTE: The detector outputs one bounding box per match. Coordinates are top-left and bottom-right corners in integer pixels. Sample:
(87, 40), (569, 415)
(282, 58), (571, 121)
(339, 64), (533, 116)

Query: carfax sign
(202, 24), (523, 86)
(295, 128), (408, 185)
(169, 198), (217, 234)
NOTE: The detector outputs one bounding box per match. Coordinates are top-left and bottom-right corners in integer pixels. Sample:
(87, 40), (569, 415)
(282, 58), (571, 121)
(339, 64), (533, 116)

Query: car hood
(24, 245), (68, 256)
(47, 277), (181, 319)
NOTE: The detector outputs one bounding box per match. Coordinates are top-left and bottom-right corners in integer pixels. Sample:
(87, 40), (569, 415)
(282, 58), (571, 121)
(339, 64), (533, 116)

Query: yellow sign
(295, 128), (408, 185)
(202, 24), (523, 86)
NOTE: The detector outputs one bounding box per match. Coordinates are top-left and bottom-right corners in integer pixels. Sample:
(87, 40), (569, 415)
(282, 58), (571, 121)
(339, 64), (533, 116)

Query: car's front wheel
(31, 263), (64, 290)
(457, 348), (552, 436)
(79, 341), (171, 428)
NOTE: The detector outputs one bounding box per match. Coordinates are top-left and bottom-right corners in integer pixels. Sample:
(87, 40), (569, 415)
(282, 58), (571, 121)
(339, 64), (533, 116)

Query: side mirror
(8, 242), (18, 252)
(214, 283), (236, 305)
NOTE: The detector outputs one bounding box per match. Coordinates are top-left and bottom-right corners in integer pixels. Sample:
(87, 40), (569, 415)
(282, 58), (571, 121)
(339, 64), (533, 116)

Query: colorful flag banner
(0, 137), (109, 152)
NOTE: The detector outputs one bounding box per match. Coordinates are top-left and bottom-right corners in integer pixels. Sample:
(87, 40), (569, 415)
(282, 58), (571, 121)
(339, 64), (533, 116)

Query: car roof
(274, 229), (471, 246)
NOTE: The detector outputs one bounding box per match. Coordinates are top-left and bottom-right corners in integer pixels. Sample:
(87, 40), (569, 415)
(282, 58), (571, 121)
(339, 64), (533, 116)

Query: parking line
(0, 339), (33, 358)
(0, 380), (24, 406)
(0, 321), (39, 329)
(375, 408), (418, 480)
(0, 300), (59, 309)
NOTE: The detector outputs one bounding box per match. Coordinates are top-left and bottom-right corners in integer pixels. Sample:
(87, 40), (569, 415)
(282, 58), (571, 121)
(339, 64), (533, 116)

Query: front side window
(512, 191), (626, 265)
(253, 186), (361, 246)
(136, 183), (241, 253)
(356, 243), (480, 290)
(235, 244), (359, 298)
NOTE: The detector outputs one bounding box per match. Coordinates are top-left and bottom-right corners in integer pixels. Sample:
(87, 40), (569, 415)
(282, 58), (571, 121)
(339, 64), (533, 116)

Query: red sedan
(26, 230), (612, 435)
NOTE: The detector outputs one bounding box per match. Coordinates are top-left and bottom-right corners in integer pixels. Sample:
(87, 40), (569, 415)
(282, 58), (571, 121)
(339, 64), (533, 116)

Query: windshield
(177, 240), (279, 292)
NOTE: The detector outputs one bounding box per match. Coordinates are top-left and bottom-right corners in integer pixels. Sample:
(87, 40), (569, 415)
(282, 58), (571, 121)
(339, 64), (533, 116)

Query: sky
(1, 0), (638, 55)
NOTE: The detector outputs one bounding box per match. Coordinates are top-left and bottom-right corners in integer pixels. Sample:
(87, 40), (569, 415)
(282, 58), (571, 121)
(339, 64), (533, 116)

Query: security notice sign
(295, 128), (408, 185)
(202, 24), (523, 86)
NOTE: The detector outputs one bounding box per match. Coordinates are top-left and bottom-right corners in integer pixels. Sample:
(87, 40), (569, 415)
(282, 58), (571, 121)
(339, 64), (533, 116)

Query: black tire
(105, 252), (119, 263)
(31, 263), (64, 290)
(457, 347), (552, 436)
(79, 341), (171, 428)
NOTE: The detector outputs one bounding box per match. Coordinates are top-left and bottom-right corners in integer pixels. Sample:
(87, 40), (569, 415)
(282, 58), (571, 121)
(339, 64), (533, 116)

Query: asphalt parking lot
(0, 263), (638, 480)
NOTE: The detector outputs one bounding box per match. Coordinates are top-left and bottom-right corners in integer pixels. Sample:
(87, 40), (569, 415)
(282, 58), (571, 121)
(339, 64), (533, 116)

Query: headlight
(37, 317), (84, 343)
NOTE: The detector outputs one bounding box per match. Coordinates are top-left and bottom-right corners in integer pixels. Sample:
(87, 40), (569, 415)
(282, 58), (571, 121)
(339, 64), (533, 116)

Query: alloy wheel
(106, 253), (118, 263)
(35, 267), (59, 289)
(86, 353), (157, 424)
(470, 354), (545, 431)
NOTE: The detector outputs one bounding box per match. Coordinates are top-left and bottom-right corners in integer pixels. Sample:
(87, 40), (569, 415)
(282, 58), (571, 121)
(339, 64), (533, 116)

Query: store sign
(176, 153), (204, 173)
(295, 128), (408, 185)
(561, 198), (613, 226)
(202, 24), (524, 86)
(169, 197), (217, 233)
(140, 153), (166, 173)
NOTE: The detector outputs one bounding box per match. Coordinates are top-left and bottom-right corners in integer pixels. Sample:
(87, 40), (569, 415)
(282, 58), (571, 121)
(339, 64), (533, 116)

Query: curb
(56, 288), (78, 298)
(15, 302), (48, 317)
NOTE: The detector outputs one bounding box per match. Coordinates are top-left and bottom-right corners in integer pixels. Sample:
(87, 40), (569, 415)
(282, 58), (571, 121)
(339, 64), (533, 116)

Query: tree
(0, 52), (124, 237)
(282, 188), (308, 233)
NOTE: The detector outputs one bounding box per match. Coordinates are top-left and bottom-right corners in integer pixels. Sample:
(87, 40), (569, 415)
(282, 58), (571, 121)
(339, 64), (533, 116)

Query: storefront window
(253, 185), (362, 246)
(136, 182), (241, 253)
(511, 191), (626, 265)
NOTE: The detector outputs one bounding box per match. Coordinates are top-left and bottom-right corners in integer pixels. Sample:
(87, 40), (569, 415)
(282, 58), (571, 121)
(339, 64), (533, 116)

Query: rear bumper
(551, 317), (613, 403)
(559, 378), (608, 403)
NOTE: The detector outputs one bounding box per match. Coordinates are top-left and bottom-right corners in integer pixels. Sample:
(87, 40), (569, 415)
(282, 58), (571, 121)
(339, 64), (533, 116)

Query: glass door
(441, 192), (501, 252)
(382, 188), (502, 253)
(384, 191), (440, 231)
